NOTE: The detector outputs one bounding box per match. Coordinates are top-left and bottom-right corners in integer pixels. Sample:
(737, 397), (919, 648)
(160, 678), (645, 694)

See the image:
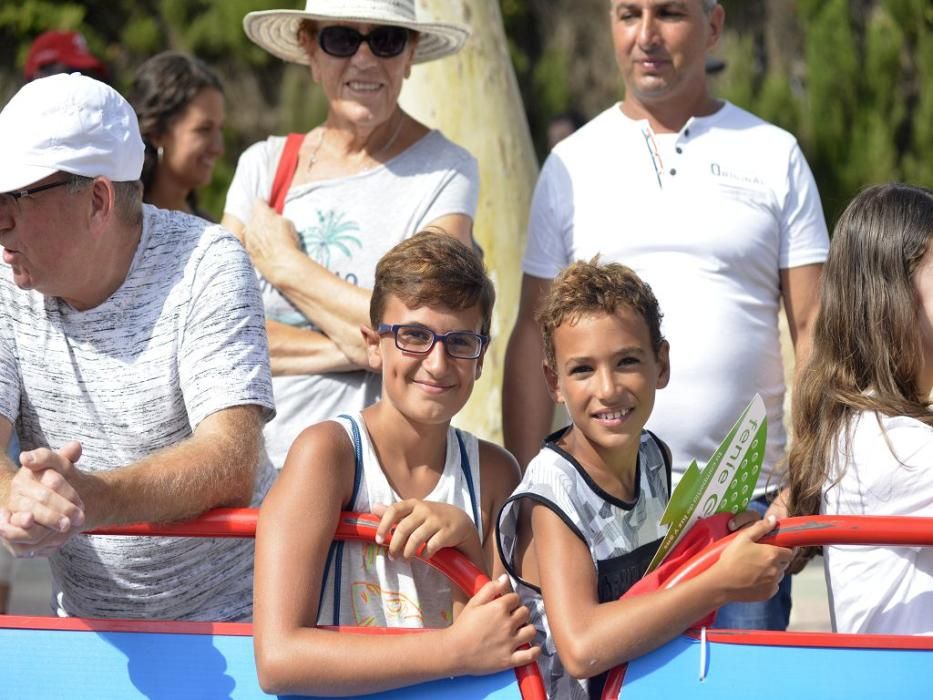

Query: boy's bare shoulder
(290, 419), (355, 459)
(281, 419), (357, 502)
(477, 439), (522, 499)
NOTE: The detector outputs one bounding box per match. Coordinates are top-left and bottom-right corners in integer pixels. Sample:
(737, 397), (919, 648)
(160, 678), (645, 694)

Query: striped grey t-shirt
(0, 205), (276, 621)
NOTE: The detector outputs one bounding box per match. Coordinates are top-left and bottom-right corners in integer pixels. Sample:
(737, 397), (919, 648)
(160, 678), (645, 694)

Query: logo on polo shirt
(710, 162), (764, 186)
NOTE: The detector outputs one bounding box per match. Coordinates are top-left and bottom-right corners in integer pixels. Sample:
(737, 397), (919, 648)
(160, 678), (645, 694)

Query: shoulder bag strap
(269, 133), (305, 215)
(318, 414), (364, 625)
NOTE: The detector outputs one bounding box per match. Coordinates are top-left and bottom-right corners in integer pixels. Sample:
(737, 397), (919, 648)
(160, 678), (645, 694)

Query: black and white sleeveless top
(497, 428), (670, 699)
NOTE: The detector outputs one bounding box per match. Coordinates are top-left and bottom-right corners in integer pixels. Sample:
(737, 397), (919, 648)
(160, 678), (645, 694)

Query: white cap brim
(0, 164), (59, 194)
(0, 74), (144, 194)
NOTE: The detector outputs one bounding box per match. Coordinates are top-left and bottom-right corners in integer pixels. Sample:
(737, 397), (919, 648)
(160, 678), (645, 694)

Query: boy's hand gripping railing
(601, 514), (933, 699)
(91, 509), (547, 700)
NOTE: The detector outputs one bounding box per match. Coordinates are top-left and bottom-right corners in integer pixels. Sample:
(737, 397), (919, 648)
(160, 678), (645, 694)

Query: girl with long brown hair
(788, 183), (933, 635)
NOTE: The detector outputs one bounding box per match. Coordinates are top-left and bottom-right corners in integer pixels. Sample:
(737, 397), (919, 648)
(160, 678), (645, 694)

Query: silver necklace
(307, 111), (405, 172)
(641, 126), (664, 190)
(305, 127), (328, 171)
(372, 110), (405, 161)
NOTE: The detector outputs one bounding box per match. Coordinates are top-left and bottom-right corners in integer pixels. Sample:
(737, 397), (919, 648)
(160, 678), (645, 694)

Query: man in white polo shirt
(503, 0), (829, 630)
(0, 74), (276, 620)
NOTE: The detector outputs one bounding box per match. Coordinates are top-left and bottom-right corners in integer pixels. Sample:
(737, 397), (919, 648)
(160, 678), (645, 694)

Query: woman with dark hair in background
(130, 51), (225, 218)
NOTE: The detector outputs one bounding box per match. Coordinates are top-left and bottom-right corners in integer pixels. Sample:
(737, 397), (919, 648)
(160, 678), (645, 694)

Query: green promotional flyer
(647, 394), (768, 573)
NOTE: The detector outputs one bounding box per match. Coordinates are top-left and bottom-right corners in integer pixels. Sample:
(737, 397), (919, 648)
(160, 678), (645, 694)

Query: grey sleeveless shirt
(497, 428), (670, 699)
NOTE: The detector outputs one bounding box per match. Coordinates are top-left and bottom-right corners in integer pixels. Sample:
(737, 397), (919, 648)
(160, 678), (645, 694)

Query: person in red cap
(23, 30), (109, 83)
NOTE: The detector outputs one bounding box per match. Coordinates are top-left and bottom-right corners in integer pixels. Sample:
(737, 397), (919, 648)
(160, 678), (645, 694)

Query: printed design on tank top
(348, 540), (454, 626)
(351, 582), (425, 627)
(347, 541), (430, 627)
(361, 542), (380, 570)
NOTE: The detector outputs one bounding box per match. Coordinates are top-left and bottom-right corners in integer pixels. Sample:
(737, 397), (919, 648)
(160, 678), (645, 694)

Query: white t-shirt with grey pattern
(0, 205), (276, 621)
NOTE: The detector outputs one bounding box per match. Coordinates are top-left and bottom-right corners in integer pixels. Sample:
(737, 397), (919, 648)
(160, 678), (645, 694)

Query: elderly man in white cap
(0, 73), (276, 621)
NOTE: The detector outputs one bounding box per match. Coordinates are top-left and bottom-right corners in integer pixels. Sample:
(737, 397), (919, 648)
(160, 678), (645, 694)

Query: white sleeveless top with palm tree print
(224, 131), (479, 470)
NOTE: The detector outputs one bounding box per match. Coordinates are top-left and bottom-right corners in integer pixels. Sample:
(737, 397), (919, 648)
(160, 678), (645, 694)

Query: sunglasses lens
(318, 26), (361, 57)
(368, 27), (409, 58)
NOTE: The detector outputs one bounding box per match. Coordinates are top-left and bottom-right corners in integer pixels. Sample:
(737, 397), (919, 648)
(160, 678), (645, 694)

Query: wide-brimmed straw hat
(243, 0), (470, 65)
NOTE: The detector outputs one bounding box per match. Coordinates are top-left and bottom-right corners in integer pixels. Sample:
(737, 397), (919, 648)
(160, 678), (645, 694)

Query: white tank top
(317, 413), (482, 628)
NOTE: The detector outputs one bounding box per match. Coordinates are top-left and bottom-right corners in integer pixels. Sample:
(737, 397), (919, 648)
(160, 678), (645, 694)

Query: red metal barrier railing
(91, 509), (546, 700)
(659, 515), (933, 593)
(602, 515), (933, 698)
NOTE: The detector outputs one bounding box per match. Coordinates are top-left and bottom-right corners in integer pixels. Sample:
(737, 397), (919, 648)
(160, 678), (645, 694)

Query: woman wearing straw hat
(222, 0), (480, 473)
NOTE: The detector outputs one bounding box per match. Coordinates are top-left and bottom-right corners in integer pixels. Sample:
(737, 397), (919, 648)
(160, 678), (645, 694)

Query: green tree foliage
(899, 0), (933, 188)
(716, 0), (931, 224)
(500, 0), (551, 150)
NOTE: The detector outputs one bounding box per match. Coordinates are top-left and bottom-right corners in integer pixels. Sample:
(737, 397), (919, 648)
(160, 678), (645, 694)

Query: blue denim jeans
(712, 494), (792, 630)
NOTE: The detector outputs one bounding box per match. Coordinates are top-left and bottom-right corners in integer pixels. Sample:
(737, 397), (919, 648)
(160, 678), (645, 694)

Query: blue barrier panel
(0, 625), (521, 699)
(616, 633), (933, 699)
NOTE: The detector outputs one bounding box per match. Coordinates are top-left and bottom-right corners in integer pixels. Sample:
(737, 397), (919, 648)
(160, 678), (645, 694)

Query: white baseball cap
(0, 73), (144, 193)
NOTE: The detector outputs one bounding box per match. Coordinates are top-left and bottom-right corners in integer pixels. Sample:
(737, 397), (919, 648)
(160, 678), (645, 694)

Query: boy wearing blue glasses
(253, 230), (539, 695)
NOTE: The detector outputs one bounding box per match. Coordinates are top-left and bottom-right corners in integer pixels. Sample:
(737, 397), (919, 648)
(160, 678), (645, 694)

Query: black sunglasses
(317, 25), (410, 59)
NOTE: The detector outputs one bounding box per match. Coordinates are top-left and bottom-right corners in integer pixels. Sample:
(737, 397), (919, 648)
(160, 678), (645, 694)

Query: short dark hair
(537, 257), (665, 368)
(129, 51), (223, 209)
(370, 230), (495, 337)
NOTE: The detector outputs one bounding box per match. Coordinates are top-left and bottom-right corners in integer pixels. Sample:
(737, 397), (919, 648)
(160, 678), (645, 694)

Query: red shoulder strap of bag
(269, 133), (305, 215)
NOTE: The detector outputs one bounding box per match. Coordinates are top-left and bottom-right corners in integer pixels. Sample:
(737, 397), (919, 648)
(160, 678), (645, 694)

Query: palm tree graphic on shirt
(298, 210), (363, 268)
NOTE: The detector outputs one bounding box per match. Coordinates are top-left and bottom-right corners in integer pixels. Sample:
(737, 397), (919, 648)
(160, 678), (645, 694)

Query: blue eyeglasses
(377, 324), (488, 360)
